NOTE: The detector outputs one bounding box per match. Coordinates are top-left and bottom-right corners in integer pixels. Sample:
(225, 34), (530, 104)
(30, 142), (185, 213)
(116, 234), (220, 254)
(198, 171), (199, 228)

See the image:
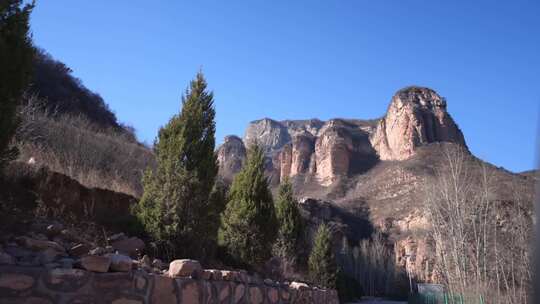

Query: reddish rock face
(280, 144), (293, 182)
(290, 134), (316, 177)
(371, 87), (466, 160)
(315, 123), (354, 185)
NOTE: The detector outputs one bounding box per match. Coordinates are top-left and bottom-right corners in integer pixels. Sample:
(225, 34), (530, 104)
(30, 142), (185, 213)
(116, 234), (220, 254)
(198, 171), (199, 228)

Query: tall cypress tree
(218, 144), (278, 268)
(273, 179), (303, 263)
(134, 71), (218, 261)
(0, 1), (34, 171)
(308, 223), (337, 289)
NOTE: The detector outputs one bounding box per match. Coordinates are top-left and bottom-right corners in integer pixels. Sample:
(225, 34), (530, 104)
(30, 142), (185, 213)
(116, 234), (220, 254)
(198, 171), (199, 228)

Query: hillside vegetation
(14, 50), (154, 196)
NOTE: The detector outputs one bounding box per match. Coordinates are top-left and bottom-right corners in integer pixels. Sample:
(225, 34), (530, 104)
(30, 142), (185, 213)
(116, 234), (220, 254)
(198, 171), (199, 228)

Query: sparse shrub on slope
(0, 0), (34, 172)
(218, 144), (278, 269)
(134, 72), (220, 262)
(15, 96), (154, 197)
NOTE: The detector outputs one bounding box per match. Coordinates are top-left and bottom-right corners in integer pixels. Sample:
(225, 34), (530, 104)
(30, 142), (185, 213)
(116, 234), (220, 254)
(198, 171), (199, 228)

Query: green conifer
(308, 223), (337, 288)
(273, 179), (303, 263)
(134, 71), (218, 261)
(0, 1), (34, 170)
(218, 144), (277, 268)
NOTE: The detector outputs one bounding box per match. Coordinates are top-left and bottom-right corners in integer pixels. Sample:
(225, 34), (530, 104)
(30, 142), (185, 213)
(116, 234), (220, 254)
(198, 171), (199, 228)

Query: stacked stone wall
(0, 266), (339, 304)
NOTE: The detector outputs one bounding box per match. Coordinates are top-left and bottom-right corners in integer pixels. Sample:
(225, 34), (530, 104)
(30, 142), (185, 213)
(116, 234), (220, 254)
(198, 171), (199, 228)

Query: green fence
(408, 293), (485, 304)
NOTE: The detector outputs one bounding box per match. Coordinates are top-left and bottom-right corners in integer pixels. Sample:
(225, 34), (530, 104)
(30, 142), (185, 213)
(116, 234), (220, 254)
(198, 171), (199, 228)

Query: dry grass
(15, 96), (155, 197)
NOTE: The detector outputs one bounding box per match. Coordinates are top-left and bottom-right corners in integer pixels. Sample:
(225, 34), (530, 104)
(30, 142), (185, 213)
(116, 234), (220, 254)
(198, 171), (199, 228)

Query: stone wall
(0, 265), (339, 304)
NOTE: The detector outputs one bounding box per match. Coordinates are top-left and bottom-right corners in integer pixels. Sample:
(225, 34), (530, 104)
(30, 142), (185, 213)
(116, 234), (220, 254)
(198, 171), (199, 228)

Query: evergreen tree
(134, 71), (218, 261)
(308, 223), (337, 289)
(218, 144), (277, 268)
(0, 1), (34, 171)
(273, 179), (303, 263)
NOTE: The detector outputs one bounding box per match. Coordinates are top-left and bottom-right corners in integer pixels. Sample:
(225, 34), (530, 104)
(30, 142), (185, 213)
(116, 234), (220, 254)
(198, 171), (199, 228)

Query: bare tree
(424, 144), (533, 303)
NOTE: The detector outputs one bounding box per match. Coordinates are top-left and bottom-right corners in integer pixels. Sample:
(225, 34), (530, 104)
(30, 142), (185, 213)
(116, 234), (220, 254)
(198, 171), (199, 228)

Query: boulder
(80, 255), (111, 273)
(168, 259), (201, 277)
(106, 253), (133, 272)
(289, 281), (310, 290)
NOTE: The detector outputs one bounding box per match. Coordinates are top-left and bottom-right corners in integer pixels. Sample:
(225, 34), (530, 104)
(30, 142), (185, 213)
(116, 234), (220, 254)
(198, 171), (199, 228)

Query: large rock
(80, 255), (111, 273)
(106, 253), (133, 272)
(168, 259), (202, 277)
(370, 86), (466, 160)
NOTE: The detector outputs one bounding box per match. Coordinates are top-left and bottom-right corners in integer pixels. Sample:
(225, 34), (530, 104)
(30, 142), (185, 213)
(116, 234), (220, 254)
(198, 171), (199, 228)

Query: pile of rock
(0, 220), (151, 275)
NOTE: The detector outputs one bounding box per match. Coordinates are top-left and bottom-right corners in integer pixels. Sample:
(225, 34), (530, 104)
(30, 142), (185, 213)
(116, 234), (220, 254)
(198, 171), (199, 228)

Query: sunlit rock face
(370, 86), (466, 160)
(222, 87), (467, 184)
(217, 135), (246, 182)
(244, 118), (291, 154)
(314, 121), (354, 185)
(290, 133), (316, 176)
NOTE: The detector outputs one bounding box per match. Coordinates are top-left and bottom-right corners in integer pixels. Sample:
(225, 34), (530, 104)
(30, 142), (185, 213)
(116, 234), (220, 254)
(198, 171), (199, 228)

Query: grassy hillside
(14, 49), (154, 196)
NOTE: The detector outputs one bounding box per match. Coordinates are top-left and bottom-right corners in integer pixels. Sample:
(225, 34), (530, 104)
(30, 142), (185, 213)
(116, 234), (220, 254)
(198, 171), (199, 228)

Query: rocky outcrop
(244, 118), (291, 154)
(370, 86), (466, 160)
(314, 122), (354, 185)
(290, 134), (316, 176)
(217, 135), (246, 182)
(279, 133), (316, 181)
(226, 87), (465, 183)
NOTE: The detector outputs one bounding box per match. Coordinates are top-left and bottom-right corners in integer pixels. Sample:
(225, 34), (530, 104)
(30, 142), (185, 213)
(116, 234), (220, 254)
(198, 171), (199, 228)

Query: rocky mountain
(218, 86), (467, 187)
(216, 86), (536, 283)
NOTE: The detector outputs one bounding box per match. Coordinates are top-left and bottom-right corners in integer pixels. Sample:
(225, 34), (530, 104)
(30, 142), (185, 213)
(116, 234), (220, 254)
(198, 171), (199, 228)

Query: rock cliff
(216, 86), (534, 286)
(220, 86), (465, 184)
(370, 86), (466, 160)
(217, 135), (246, 182)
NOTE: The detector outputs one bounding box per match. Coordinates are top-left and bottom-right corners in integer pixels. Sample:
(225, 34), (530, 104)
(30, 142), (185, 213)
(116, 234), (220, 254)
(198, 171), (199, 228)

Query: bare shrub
(424, 145), (533, 303)
(15, 95), (155, 197)
(339, 231), (408, 298)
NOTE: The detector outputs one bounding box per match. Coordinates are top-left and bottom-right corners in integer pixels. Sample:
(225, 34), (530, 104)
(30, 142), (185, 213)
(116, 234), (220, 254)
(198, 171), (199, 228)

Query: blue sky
(30, 1), (539, 172)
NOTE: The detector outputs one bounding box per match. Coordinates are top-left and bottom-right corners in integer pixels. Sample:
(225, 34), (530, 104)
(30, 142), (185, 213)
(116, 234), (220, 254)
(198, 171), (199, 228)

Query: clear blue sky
(30, 1), (539, 172)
